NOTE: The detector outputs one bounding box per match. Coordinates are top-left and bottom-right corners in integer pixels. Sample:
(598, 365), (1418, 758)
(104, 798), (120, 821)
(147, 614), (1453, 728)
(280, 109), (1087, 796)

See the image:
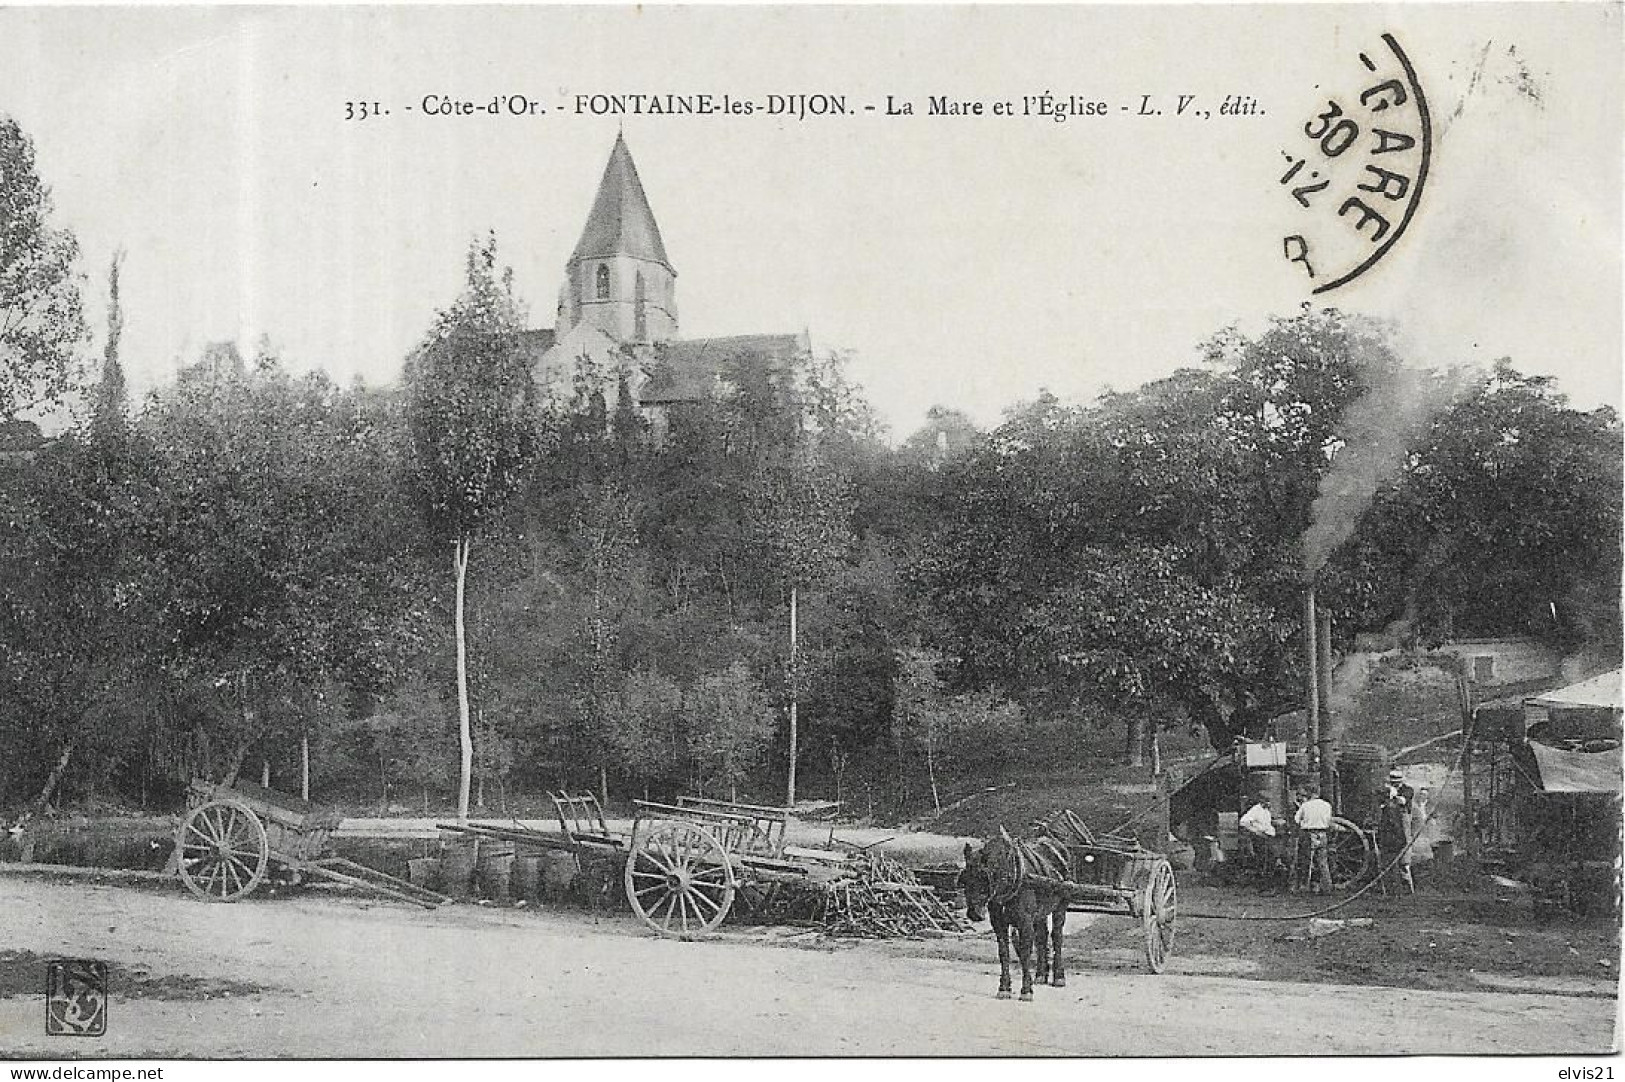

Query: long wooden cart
(440, 793), (860, 939)
(173, 779), (449, 909)
(622, 796), (859, 939)
(1028, 811), (1178, 973)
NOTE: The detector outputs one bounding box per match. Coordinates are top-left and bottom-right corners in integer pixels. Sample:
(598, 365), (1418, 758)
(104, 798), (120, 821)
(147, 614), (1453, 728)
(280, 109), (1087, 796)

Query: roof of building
(1530, 669), (1622, 711)
(639, 334), (806, 404)
(570, 133), (671, 270)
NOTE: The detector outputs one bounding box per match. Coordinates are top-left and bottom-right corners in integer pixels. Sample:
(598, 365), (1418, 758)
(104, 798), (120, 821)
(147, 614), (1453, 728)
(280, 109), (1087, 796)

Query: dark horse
(959, 828), (1071, 1001)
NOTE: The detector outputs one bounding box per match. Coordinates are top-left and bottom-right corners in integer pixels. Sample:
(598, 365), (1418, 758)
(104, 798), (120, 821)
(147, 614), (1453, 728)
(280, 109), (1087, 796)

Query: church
(513, 133), (808, 436)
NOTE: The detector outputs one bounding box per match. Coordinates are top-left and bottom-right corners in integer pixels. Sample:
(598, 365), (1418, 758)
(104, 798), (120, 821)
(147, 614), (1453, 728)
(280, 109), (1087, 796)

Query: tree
(346, 676), (456, 811)
(1326, 360), (1622, 647)
(687, 662), (775, 800)
(602, 668), (687, 794)
(139, 345), (428, 788)
(892, 648), (1020, 810)
(0, 115), (88, 422)
(404, 234), (539, 820)
(90, 251), (126, 442)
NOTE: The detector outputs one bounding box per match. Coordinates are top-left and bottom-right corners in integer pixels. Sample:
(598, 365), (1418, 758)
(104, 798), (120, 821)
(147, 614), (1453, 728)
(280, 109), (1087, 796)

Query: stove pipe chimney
(1304, 588), (1320, 783)
(1317, 607), (1336, 801)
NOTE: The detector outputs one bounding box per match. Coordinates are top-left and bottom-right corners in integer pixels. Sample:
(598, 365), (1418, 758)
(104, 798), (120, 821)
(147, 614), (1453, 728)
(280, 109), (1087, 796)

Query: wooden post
(787, 583), (799, 809)
(301, 732), (310, 801)
(454, 537), (473, 822)
(1458, 672), (1478, 859)
(261, 760), (270, 788)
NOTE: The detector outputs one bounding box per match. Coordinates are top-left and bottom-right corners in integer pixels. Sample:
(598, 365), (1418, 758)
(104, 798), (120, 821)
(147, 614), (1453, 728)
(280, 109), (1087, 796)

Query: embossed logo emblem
(45, 959), (107, 1037)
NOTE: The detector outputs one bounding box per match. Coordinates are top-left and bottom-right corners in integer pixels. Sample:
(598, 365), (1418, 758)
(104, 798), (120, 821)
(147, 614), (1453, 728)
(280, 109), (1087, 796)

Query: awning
(1529, 670), (1622, 711)
(1525, 741), (1623, 795)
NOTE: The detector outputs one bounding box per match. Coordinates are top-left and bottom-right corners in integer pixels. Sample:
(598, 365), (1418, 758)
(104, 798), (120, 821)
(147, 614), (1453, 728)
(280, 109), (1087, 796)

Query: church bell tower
(558, 133), (678, 345)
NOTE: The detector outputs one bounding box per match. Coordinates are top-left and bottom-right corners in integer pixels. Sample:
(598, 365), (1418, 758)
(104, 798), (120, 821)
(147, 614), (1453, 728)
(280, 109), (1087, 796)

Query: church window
(595, 264), (611, 300)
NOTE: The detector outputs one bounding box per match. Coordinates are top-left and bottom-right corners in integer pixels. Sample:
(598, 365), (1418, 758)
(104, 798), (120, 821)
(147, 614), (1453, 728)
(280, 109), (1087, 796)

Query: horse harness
(987, 835), (1072, 905)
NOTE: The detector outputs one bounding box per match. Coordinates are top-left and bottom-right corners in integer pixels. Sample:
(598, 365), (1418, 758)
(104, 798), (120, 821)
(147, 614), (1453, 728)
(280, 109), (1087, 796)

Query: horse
(959, 827), (1072, 1001)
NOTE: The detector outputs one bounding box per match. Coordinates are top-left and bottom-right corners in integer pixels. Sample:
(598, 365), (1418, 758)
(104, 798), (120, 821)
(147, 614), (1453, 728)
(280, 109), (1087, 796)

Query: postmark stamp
(45, 959), (108, 1037)
(1279, 32), (1432, 293)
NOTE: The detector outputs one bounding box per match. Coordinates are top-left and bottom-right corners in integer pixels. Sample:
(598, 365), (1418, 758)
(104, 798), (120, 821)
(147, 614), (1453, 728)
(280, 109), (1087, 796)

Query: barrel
(476, 840), (516, 903)
(440, 837), (480, 899)
(407, 857), (442, 892)
(512, 856), (541, 904)
(538, 850), (578, 898)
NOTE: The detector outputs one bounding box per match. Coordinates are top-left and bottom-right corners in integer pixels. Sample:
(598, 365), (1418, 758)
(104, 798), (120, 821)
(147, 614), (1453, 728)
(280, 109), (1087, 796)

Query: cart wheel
(1140, 858), (1176, 974)
(1327, 817), (1372, 889)
(177, 799), (269, 902)
(624, 820), (736, 939)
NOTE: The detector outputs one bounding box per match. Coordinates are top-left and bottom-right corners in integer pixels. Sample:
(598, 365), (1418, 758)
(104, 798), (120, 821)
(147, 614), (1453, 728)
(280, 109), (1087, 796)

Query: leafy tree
(0, 433), (160, 811)
(0, 114), (88, 422)
(139, 345), (428, 785)
(687, 662), (774, 800)
(892, 648), (1020, 810)
(404, 234), (539, 819)
(346, 676), (457, 811)
(90, 251), (126, 443)
(602, 668), (687, 794)
(1326, 361), (1622, 647)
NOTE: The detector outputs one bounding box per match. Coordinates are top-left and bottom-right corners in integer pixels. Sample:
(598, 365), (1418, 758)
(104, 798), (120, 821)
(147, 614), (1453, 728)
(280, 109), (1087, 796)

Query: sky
(1, 4), (1619, 438)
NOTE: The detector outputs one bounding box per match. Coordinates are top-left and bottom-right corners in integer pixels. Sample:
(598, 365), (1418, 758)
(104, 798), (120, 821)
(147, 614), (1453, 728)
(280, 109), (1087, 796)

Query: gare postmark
(1280, 32), (1432, 294)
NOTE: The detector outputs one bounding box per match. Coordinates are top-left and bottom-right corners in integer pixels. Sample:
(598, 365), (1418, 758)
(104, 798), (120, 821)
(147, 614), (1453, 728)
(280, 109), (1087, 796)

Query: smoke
(1301, 357), (1469, 580)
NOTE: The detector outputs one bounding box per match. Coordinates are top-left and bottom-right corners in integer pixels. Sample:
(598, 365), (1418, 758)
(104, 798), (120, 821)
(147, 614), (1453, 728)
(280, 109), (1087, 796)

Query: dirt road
(0, 876), (1615, 1057)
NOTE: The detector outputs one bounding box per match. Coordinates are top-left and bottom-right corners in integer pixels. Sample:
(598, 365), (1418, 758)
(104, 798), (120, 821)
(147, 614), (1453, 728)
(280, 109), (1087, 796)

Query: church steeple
(560, 133), (677, 343)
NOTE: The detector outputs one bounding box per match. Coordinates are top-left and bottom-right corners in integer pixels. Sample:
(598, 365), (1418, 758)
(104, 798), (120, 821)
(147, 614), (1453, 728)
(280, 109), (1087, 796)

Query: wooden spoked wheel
(1140, 858), (1176, 974)
(624, 820), (736, 939)
(177, 799), (269, 902)
(1327, 817), (1372, 889)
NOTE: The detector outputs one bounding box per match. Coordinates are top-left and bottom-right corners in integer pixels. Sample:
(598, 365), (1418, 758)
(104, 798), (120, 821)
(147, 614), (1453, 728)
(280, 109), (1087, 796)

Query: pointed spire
(570, 133), (671, 269)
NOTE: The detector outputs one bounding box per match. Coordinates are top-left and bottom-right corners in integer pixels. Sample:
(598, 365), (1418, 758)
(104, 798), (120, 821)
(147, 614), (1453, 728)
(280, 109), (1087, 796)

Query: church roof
(640, 334), (806, 404)
(570, 133), (671, 270)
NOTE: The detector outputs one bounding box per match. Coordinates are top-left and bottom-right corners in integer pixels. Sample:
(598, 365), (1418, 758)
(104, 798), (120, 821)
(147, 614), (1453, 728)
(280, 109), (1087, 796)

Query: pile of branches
(815, 851), (970, 938)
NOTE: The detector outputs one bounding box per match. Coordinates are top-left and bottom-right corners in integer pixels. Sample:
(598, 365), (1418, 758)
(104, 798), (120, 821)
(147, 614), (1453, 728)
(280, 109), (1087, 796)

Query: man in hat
(1387, 768), (1415, 811)
(1378, 773), (1415, 894)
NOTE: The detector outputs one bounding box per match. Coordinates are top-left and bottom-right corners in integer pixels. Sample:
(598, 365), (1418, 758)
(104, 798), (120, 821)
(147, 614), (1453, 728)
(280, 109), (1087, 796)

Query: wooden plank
(305, 857), (450, 908)
(676, 795), (792, 818)
(436, 822), (622, 852)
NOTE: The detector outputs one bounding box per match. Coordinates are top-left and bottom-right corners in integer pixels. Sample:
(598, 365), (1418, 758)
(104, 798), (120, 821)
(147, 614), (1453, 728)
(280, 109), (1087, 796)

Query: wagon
(622, 796), (853, 938)
(173, 778), (449, 908)
(439, 793), (956, 939)
(1025, 811), (1178, 973)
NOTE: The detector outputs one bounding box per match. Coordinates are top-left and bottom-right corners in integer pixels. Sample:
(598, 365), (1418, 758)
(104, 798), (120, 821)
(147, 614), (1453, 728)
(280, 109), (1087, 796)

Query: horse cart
(1034, 812), (1178, 973)
(173, 779), (449, 908)
(964, 810), (1178, 980)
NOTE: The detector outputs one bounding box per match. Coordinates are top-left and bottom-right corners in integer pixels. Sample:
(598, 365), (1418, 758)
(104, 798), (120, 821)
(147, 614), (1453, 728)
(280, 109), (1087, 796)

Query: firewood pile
(814, 851), (970, 938)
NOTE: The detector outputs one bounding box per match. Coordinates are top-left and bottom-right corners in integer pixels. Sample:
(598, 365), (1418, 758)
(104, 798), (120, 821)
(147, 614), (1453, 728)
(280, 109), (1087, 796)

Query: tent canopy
(1525, 741), (1623, 795)
(1529, 670), (1622, 711)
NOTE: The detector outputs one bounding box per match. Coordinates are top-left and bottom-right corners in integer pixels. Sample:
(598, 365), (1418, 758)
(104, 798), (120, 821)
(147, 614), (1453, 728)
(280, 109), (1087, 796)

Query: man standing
(1239, 794), (1280, 874)
(1294, 785), (1335, 894)
(1387, 769), (1415, 812)
(1377, 783), (1415, 894)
